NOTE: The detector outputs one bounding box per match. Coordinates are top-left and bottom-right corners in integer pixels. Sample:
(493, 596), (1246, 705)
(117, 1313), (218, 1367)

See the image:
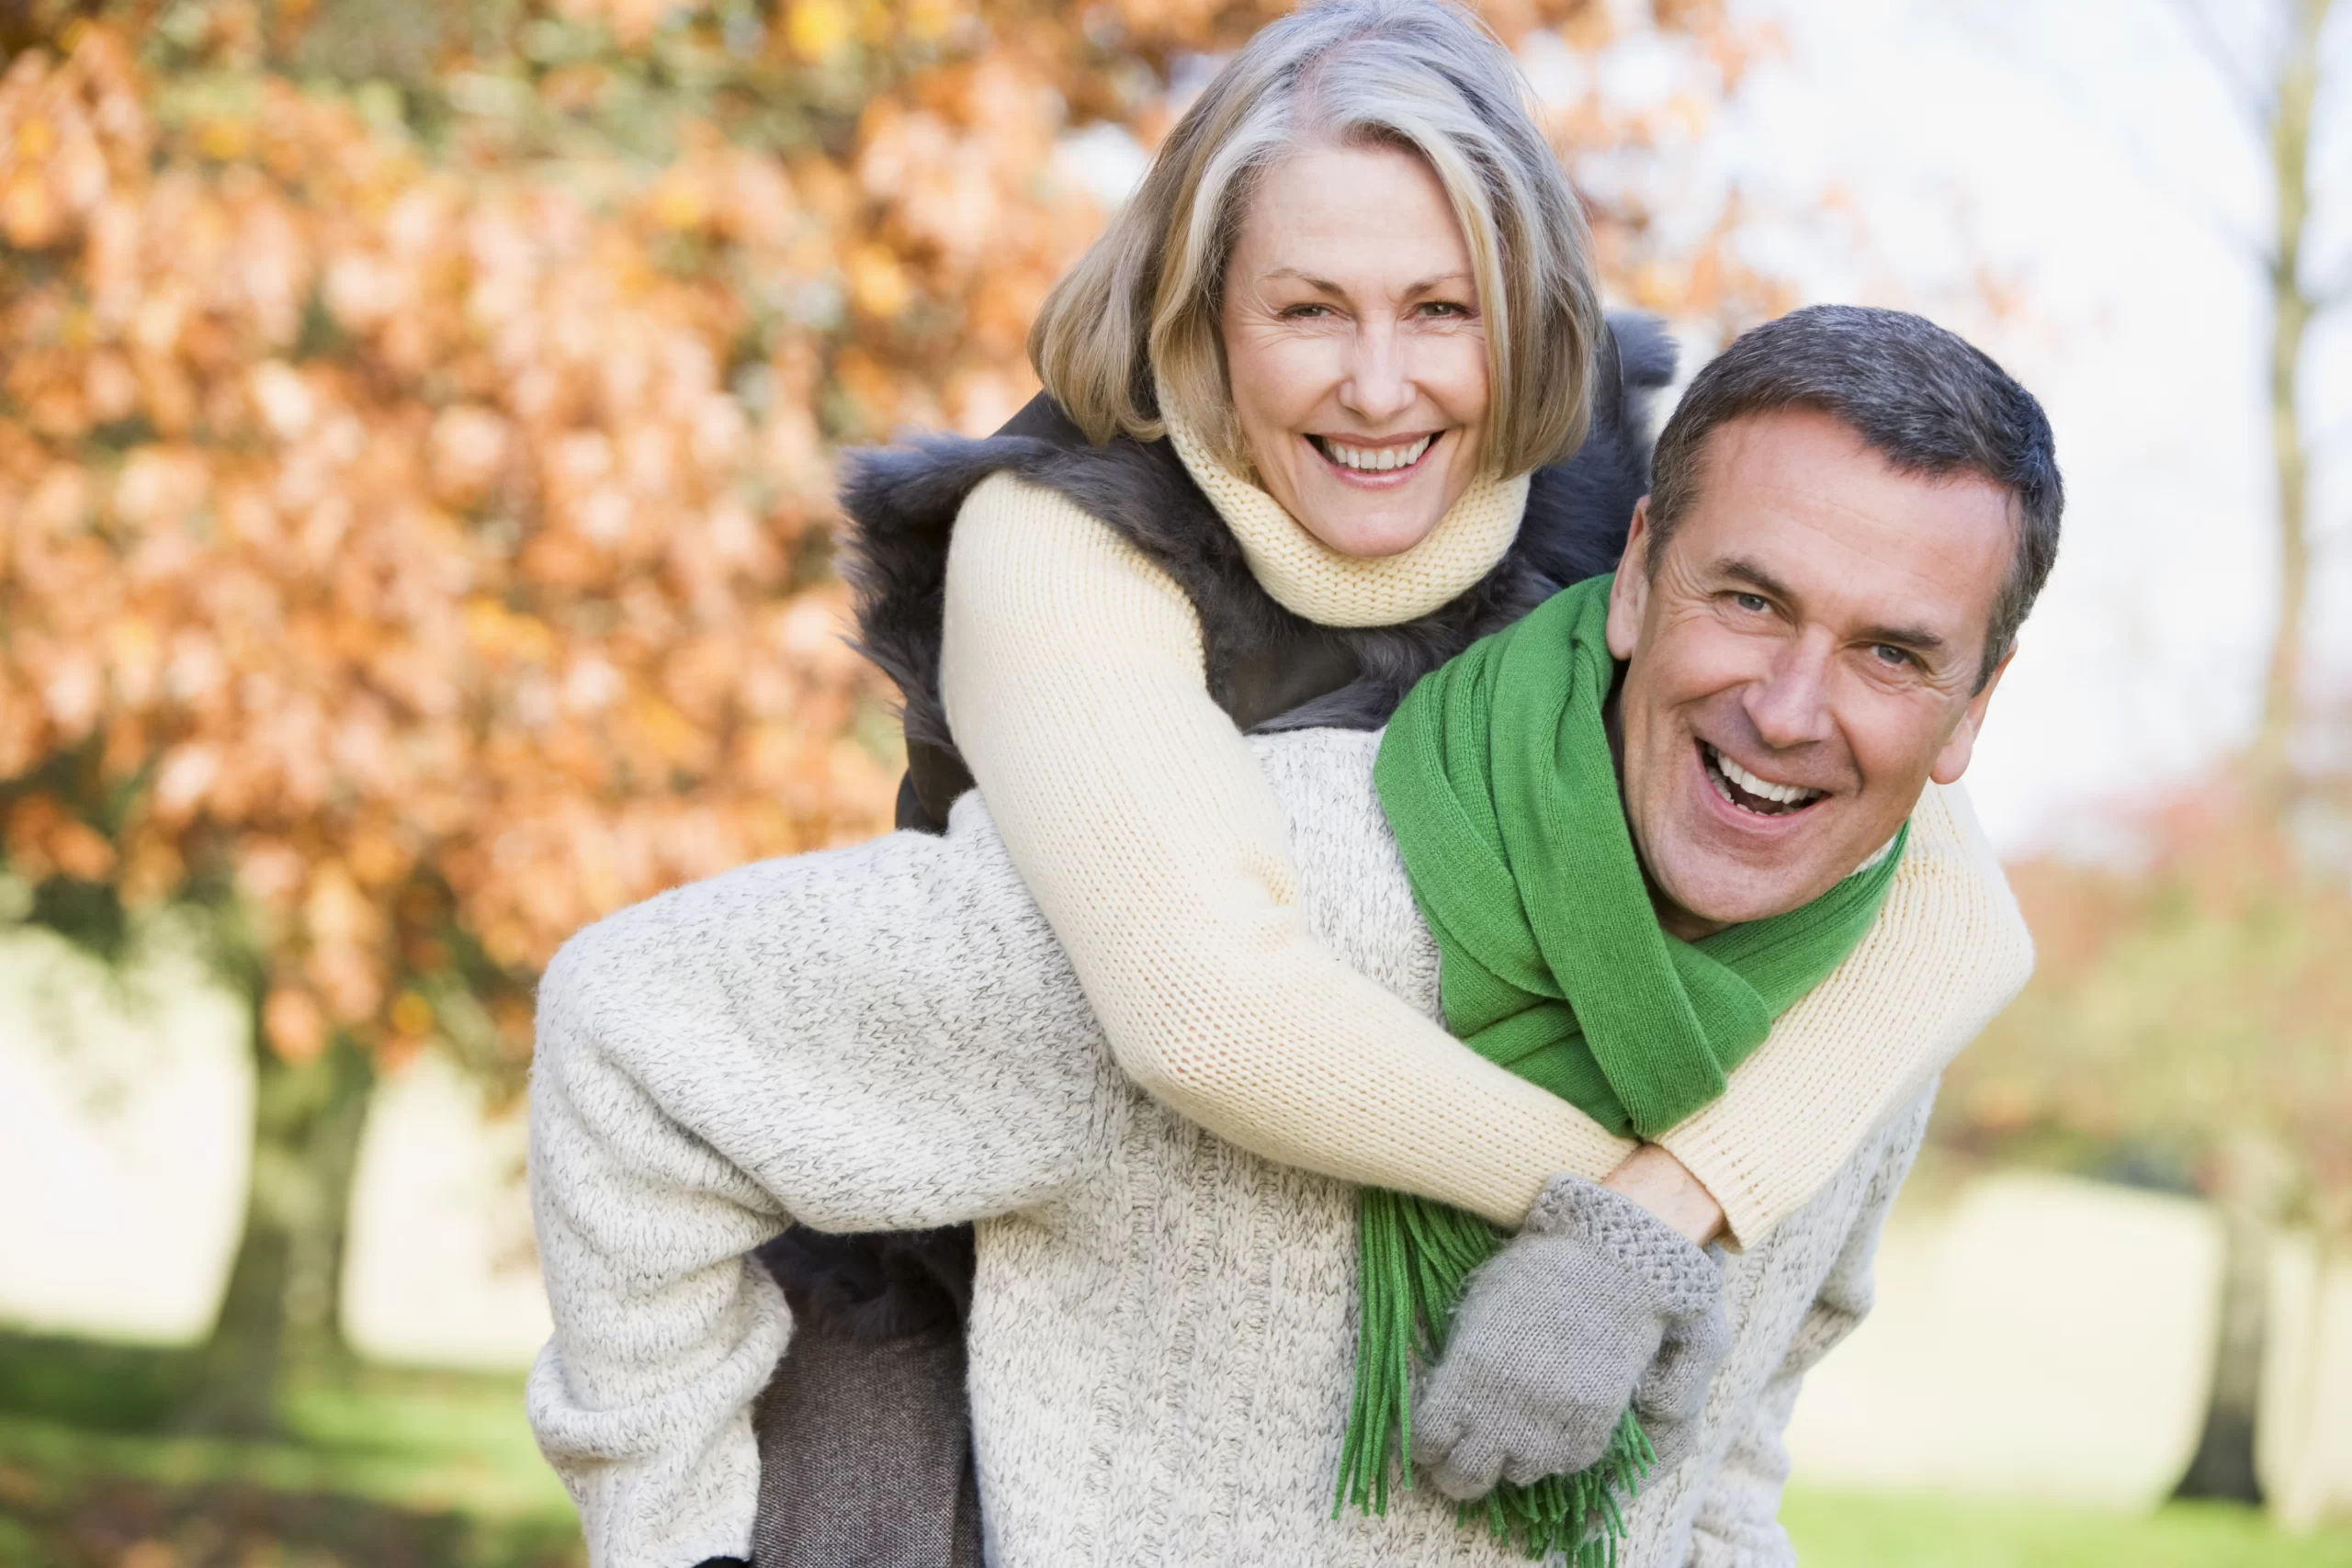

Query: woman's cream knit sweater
(940, 442), (2030, 1243)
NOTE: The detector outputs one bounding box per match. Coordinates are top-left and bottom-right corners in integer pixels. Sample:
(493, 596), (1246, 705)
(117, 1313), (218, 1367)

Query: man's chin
(1651, 813), (1856, 931)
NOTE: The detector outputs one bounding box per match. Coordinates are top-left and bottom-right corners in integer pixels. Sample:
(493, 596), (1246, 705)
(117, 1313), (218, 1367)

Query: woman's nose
(1339, 323), (1416, 424)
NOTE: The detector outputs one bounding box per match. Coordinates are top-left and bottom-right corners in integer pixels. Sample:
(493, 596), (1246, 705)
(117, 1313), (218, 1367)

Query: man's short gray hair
(1646, 305), (2063, 690)
(1029, 0), (1600, 480)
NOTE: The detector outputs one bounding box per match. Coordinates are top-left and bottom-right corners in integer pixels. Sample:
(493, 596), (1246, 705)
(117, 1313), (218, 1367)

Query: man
(526, 305), (2054, 1568)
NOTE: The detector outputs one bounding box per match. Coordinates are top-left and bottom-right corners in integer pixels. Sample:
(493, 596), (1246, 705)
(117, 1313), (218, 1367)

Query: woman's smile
(1307, 429), (1445, 486)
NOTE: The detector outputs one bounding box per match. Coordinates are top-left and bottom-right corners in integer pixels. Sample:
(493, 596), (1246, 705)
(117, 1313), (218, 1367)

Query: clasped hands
(1409, 1166), (1733, 1501)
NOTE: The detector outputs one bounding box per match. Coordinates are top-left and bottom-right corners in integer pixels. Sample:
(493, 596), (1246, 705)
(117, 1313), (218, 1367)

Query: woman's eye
(1281, 303), (1332, 320)
(1419, 300), (1469, 318)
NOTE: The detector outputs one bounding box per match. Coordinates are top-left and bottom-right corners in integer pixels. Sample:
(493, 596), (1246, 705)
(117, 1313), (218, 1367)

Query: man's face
(1607, 408), (2017, 937)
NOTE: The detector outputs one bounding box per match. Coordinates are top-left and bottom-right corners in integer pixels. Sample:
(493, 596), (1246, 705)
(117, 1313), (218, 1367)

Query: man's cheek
(1664, 625), (1770, 707)
(1840, 691), (1951, 796)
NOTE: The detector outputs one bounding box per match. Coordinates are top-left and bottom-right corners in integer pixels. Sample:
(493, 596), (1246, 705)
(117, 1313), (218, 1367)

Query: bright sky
(1728, 0), (2349, 852)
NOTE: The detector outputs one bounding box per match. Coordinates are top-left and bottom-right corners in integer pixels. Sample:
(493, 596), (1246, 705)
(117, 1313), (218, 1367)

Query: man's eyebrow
(1714, 556), (1797, 604)
(1713, 556), (1947, 653)
(1858, 620), (1947, 654)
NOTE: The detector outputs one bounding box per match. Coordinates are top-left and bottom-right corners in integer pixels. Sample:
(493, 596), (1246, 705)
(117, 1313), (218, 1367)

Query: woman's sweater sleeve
(941, 475), (2035, 1245)
(941, 473), (1636, 1228)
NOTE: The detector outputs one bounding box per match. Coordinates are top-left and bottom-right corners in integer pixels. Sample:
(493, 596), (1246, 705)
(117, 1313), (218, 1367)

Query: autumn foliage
(2, 30), (909, 1080)
(0, 0), (1787, 1089)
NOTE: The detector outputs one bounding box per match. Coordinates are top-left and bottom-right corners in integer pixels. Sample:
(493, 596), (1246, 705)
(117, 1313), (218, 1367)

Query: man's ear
(1930, 641), (2016, 785)
(1606, 498), (1652, 661)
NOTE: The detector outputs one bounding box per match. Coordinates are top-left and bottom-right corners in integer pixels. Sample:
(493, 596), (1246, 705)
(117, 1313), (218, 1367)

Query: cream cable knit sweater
(941, 463), (2030, 1242)
(528, 729), (1954, 1568)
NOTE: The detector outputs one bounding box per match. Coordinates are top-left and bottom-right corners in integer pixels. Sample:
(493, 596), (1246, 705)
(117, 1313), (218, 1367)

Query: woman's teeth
(1703, 743), (1825, 816)
(1314, 434), (1433, 473)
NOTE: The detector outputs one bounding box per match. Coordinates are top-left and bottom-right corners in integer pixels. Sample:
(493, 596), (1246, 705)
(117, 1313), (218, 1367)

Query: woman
(728, 2), (2028, 1561)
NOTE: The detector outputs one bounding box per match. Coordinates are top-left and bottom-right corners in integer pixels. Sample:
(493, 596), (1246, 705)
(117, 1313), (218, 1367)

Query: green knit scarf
(1339, 574), (1907, 1562)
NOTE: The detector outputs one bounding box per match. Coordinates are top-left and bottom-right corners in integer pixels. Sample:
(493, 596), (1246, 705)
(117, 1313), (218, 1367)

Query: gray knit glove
(1410, 1174), (1731, 1501)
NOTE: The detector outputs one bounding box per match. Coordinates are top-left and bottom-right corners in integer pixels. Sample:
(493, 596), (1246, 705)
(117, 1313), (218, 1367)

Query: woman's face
(1218, 142), (1490, 558)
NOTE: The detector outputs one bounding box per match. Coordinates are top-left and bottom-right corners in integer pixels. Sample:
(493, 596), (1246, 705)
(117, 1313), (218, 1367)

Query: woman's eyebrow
(1257, 269), (1474, 298)
(1261, 267), (1348, 294)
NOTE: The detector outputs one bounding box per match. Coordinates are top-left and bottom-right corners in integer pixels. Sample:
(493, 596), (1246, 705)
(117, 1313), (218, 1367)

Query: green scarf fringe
(1333, 1189), (1656, 1562)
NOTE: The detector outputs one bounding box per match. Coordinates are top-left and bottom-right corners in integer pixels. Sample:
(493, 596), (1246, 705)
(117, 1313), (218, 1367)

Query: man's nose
(1744, 639), (1836, 750)
(1340, 322), (1415, 425)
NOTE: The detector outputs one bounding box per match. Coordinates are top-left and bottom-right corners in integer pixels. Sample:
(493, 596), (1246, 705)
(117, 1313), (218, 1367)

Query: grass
(0, 1333), (579, 1568)
(6, 1332), (2352, 1566)
(1783, 1487), (2352, 1568)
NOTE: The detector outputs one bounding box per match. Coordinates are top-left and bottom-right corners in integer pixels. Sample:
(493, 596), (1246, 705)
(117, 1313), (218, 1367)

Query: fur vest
(842, 311), (1677, 829)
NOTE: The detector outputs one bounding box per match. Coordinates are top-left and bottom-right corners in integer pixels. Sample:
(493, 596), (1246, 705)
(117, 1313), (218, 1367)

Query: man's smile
(1697, 740), (1826, 818)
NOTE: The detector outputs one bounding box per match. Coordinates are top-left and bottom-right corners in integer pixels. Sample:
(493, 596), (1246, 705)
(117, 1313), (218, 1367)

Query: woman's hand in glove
(1408, 1174), (1732, 1501)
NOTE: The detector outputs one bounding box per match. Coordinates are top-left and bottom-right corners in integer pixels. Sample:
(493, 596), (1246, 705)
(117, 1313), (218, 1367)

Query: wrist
(1600, 1143), (1725, 1247)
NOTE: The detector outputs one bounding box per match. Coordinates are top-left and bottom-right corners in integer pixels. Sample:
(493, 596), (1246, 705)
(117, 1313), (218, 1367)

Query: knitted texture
(940, 478), (1633, 1230)
(1413, 1178), (1731, 1502)
(940, 475), (2030, 1243)
(1159, 399), (1532, 628)
(527, 728), (1950, 1568)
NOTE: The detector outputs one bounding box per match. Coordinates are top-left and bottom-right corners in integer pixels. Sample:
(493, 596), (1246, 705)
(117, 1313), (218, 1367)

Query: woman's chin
(1293, 487), (1450, 558)
(1301, 513), (1445, 558)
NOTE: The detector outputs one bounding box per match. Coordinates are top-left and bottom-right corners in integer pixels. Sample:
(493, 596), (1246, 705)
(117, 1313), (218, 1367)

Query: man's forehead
(1674, 408), (2013, 646)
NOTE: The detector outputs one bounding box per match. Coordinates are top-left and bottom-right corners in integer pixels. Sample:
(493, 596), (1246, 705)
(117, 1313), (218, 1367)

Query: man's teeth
(1317, 434), (1432, 473)
(1704, 744), (1824, 813)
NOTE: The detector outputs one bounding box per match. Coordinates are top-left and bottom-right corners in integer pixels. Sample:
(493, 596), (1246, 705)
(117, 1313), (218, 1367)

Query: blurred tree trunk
(2175, 1188), (2272, 1503)
(183, 986), (375, 1437)
(2170, 0), (2335, 1505)
(2248, 0), (2333, 785)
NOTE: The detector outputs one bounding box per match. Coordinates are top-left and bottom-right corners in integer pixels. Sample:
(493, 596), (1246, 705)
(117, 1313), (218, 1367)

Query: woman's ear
(1606, 498), (1652, 661)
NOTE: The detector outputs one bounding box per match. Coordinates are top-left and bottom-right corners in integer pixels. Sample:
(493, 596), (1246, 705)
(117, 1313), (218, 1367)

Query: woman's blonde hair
(1029, 0), (1600, 479)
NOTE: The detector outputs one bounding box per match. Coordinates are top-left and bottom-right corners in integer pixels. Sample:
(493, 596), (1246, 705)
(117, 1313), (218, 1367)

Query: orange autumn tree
(0, 0), (1793, 1427)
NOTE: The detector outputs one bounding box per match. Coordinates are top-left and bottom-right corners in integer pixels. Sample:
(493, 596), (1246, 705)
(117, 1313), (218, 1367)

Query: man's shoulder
(543, 817), (1037, 1024)
(1247, 728), (1441, 1012)
(1245, 725), (1386, 805)
(1246, 728), (1398, 881)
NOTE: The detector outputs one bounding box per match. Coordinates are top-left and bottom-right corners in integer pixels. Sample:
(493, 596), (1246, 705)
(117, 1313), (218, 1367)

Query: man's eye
(1871, 644), (1913, 668)
(1732, 592), (1769, 614)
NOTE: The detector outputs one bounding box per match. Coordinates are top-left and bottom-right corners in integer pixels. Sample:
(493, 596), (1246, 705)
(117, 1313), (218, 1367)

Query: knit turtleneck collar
(1159, 399), (1531, 630)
